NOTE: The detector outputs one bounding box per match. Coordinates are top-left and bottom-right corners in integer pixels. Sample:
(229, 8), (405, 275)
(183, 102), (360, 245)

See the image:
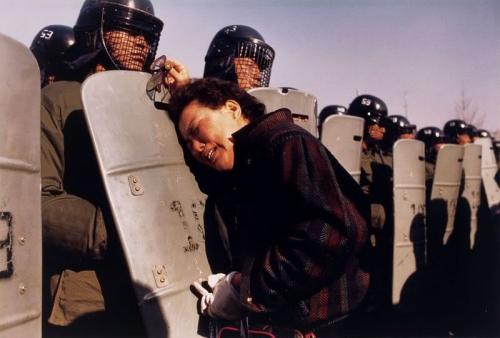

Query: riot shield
(391, 139), (426, 306)
(461, 144), (482, 248)
(82, 71), (210, 337)
(0, 33), (41, 338)
(248, 87), (318, 137)
(474, 138), (500, 214)
(430, 145), (464, 245)
(320, 115), (364, 183)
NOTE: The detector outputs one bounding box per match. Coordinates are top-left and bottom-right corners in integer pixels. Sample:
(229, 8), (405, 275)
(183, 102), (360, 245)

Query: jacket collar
(232, 108), (293, 151)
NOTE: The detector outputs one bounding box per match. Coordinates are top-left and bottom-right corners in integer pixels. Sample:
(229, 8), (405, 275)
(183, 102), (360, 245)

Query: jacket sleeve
(40, 90), (107, 260)
(244, 134), (368, 311)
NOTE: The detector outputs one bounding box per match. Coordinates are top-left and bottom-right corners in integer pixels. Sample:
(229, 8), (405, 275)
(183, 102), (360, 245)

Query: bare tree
(454, 88), (485, 127)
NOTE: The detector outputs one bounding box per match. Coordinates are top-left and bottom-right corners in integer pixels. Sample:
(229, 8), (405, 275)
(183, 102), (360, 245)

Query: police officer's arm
(40, 89), (107, 260)
(242, 134), (368, 312)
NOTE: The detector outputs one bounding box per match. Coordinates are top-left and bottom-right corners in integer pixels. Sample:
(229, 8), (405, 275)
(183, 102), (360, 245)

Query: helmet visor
(234, 40), (274, 88)
(101, 4), (162, 71)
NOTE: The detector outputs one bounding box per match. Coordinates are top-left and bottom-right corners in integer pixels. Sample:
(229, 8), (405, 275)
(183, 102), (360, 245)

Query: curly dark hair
(168, 77), (266, 125)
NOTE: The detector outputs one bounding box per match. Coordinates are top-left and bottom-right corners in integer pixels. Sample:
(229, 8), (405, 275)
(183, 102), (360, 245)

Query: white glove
(192, 272), (243, 321)
(192, 273), (225, 315)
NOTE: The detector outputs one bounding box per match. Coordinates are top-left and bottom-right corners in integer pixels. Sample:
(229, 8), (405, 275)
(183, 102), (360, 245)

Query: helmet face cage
(204, 35), (275, 89)
(233, 40), (274, 89)
(100, 4), (161, 71)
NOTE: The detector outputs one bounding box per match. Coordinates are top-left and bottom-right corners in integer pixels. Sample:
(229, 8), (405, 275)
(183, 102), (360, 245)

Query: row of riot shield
(246, 87), (500, 312)
(0, 33), (42, 338)
(391, 141), (499, 308)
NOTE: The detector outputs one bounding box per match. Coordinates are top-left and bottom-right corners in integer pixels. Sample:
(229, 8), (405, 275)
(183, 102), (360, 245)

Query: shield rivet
(19, 237), (26, 246)
(128, 175), (144, 196)
(18, 284), (26, 295)
(153, 265), (168, 288)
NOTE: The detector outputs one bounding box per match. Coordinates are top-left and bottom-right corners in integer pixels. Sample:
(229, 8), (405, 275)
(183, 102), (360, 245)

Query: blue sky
(1, 0), (498, 135)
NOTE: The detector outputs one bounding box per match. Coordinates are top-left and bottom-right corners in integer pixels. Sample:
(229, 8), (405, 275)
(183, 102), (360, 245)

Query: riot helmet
(443, 119), (472, 144)
(73, 0), (163, 72)
(386, 115), (416, 139)
(30, 25), (76, 87)
(317, 105), (347, 137)
(348, 94), (388, 125)
(474, 129), (491, 139)
(348, 94), (388, 144)
(203, 25), (275, 90)
(382, 115), (416, 151)
(416, 126), (445, 161)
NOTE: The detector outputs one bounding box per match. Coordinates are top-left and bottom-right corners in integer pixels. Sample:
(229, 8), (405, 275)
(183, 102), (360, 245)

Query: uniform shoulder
(41, 81), (83, 117)
(42, 81), (82, 101)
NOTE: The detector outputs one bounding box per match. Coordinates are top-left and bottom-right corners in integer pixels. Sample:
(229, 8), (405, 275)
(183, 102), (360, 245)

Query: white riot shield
(391, 140), (426, 306)
(461, 144), (482, 248)
(82, 71), (210, 337)
(474, 138), (500, 214)
(248, 87), (318, 137)
(320, 115), (364, 183)
(0, 33), (41, 338)
(430, 145), (465, 245)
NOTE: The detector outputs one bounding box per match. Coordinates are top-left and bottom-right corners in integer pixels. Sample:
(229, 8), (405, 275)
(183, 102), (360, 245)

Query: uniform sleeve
(40, 91), (107, 260)
(245, 134), (368, 311)
(360, 155), (373, 197)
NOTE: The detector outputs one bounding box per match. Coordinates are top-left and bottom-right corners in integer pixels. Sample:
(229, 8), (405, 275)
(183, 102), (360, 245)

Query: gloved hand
(192, 272), (243, 321)
(192, 273), (225, 315)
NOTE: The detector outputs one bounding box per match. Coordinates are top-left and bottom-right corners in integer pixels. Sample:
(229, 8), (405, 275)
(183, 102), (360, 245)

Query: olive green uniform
(360, 147), (393, 231)
(41, 81), (107, 263)
(41, 81), (144, 335)
(360, 146), (393, 307)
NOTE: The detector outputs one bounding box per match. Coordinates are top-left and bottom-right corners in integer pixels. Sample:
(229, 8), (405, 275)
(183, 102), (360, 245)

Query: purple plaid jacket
(221, 109), (371, 329)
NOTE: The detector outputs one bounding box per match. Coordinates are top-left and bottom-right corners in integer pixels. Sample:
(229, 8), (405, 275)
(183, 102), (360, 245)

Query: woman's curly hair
(168, 77), (266, 124)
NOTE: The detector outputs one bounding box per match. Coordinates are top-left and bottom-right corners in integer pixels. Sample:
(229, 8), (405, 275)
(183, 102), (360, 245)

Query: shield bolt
(19, 237), (26, 246)
(18, 284), (26, 295)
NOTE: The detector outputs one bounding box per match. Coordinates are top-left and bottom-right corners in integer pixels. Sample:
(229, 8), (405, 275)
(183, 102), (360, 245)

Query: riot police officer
(416, 127), (445, 161)
(41, 0), (163, 335)
(416, 126), (445, 182)
(348, 94), (393, 311)
(384, 114), (416, 148)
(317, 104), (347, 138)
(30, 25), (76, 87)
(443, 119), (472, 145)
(203, 25), (275, 90)
(348, 94), (392, 223)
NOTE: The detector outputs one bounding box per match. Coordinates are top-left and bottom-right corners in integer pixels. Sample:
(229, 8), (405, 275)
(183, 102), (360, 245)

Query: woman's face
(178, 99), (249, 171)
